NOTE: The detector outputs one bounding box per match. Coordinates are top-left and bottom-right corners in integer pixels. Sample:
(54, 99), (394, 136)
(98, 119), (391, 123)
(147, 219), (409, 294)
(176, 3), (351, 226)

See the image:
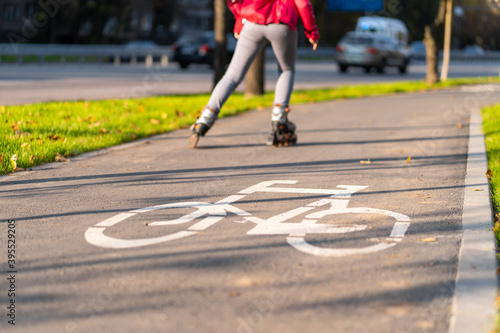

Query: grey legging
(207, 21), (298, 113)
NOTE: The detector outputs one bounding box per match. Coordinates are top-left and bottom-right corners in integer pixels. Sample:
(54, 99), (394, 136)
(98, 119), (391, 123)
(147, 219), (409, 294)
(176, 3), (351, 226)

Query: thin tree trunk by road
(213, 0), (227, 88)
(245, 48), (265, 97)
(440, 0), (453, 82)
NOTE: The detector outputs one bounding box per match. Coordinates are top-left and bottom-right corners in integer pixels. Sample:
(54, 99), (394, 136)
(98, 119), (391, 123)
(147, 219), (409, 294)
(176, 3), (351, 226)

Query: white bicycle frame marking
(85, 181), (411, 257)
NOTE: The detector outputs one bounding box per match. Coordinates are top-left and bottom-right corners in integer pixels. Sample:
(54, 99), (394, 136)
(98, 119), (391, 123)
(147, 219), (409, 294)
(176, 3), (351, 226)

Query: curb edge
(449, 108), (498, 333)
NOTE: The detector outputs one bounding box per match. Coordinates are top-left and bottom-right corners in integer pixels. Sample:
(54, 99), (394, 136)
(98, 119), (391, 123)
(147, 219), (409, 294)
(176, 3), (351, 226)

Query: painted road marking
(85, 181), (411, 257)
(239, 180), (368, 198)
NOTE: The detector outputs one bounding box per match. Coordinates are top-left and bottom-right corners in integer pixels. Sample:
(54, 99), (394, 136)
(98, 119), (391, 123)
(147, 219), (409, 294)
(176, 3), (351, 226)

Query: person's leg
(266, 24), (298, 113)
(264, 24), (298, 146)
(195, 22), (268, 131)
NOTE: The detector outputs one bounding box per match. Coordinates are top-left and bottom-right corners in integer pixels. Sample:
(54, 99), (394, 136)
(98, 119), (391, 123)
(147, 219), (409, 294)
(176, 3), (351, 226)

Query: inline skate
(188, 107), (218, 148)
(266, 105), (297, 147)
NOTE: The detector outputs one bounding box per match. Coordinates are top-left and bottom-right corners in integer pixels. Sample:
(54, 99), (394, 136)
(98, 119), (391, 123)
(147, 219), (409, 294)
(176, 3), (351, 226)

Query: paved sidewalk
(1, 87), (499, 333)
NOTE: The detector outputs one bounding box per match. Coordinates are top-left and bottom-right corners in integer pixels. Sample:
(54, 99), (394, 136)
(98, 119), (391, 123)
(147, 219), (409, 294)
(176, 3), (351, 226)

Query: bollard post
(160, 54), (169, 68)
(145, 54), (153, 68)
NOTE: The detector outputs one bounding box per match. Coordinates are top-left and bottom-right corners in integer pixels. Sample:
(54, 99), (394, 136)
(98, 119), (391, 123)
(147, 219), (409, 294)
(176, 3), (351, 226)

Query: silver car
(335, 32), (411, 74)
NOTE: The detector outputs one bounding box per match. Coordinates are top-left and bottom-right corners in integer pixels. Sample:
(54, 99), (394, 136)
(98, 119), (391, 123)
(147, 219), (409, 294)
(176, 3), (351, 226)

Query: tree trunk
(424, 0), (447, 85)
(440, 0), (453, 82)
(424, 25), (439, 85)
(245, 48), (265, 97)
(213, 0), (227, 88)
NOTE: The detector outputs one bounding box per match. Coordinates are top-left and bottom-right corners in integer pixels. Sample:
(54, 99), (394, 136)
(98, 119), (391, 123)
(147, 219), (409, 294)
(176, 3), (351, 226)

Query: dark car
(334, 31), (411, 74)
(172, 31), (237, 69)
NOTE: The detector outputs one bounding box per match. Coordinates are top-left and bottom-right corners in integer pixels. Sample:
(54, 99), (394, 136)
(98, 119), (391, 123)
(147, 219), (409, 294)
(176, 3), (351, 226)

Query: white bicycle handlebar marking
(85, 181), (411, 257)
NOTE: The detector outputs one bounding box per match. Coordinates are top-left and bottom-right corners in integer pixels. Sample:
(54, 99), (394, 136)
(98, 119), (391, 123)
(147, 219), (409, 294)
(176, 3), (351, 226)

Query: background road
(1, 60), (499, 105)
(1, 86), (500, 332)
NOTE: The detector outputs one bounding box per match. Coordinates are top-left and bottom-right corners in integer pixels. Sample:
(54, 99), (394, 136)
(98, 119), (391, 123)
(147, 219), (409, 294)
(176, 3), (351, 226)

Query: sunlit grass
(483, 103), (500, 241)
(1, 76), (499, 174)
(482, 103), (500, 332)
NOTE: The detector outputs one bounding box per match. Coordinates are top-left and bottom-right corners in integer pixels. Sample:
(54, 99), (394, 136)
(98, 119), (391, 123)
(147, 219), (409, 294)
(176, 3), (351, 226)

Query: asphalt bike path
(1, 87), (499, 332)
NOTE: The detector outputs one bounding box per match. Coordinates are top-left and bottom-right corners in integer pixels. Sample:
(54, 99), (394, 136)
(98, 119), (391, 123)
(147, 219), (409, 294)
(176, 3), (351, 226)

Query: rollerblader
(188, 0), (320, 148)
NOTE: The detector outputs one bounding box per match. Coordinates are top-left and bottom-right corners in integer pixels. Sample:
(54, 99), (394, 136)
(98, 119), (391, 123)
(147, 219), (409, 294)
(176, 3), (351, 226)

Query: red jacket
(227, 0), (320, 41)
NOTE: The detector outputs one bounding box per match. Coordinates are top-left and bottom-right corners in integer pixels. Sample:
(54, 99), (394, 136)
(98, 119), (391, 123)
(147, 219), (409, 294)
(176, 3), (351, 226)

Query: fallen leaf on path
(472, 188), (484, 191)
(419, 237), (437, 243)
(405, 156), (412, 163)
(360, 159), (371, 164)
(456, 123), (464, 129)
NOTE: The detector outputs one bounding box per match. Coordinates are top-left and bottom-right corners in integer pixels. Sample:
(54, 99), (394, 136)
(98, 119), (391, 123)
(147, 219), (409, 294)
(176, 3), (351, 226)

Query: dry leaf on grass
(55, 153), (70, 163)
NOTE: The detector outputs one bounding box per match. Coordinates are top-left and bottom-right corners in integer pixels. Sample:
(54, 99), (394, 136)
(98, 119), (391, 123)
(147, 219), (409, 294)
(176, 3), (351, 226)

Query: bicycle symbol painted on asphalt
(85, 181), (411, 257)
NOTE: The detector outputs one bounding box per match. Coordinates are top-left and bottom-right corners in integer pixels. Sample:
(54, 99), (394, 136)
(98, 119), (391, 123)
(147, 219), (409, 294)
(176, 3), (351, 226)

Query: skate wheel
(188, 133), (200, 149)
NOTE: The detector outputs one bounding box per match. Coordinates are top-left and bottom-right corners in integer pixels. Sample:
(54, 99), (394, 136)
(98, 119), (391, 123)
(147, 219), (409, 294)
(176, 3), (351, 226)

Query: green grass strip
(482, 103), (500, 332)
(483, 103), (500, 240)
(1, 76), (499, 174)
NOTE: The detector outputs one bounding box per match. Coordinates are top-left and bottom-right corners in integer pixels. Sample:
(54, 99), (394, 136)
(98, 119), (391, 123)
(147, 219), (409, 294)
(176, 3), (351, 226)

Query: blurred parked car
(172, 31), (237, 69)
(410, 40), (426, 60)
(463, 45), (485, 58)
(334, 31), (411, 74)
